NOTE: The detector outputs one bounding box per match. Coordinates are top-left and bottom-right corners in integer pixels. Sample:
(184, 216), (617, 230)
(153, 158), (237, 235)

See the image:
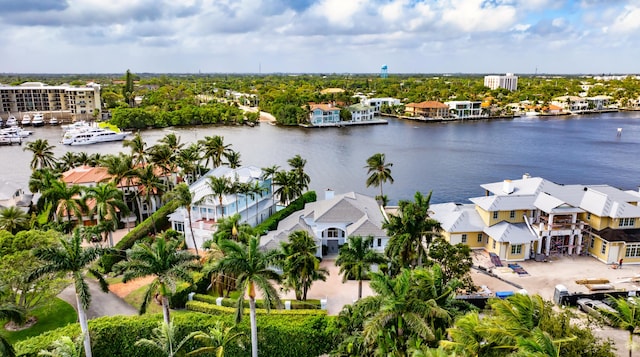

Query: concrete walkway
(58, 279), (138, 319)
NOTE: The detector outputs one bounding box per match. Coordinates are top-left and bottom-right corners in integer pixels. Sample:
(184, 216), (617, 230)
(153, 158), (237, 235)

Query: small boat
(1, 127), (33, 137)
(31, 113), (45, 127)
(5, 115), (17, 127)
(0, 133), (22, 146)
(49, 117), (59, 126)
(21, 114), (31, 126)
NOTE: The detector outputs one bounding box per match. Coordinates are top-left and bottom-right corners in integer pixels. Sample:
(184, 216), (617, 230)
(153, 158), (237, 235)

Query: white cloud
(440, 0), (518, 32)
(609, 5), (640, 33)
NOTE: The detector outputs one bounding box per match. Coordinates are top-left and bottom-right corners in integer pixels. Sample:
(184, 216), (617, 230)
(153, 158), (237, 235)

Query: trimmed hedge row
(187, 299), (325, 315)
(99, 199), (182, 272)
(192, 293), (322, 310)
(255, 191), (317, 234)
(16, 312), (336, 357)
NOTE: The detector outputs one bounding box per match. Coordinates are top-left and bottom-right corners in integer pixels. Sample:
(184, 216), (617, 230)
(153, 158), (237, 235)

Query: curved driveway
(58, 279), (138, 319)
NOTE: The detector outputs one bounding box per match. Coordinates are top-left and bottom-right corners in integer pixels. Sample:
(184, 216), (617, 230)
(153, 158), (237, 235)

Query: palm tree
(247, 181), (267, 226)
(28, 230), (113, 357)
(123, 132), (147, 166)
(158, 133), (184, 154)
(29, 167), (62, 195)
(24, 139), (57, 170)
(41, 180), (86, 226)
(0, 302), (25, 357)
(177, 143), (202, 184)
(58, 152), (78, 171)
(224, 150), (242, 169)
(187, 321), (245, 357)
(602, 296), (640, 357)
(287, 154), (310, 194)
(212, 236), (281, 357)
(359, 267), (452, 355)
(0, 206), (30, 234)
(384, 191), (441, 270)
(336, 235), (386, 300)
(273, 170), (298, 206)
(260, 165), (279, 213)
(136, 165), (167, 234)
(365, 153), (394, 201)
(200, 175), (232, 220)
(85, 183), (129, 247)
(164, 183), (198, 255)
(148, 144), (177, 190)
(200, 135), (232, 169)
(135, 320), (202, 357)
(278, 230), (328, 301)
(213, 214), (255, 243)
(114, 234), (199, 325)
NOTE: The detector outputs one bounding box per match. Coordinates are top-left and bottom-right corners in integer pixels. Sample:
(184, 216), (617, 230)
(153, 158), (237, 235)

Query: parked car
(577, 298), (618, 324)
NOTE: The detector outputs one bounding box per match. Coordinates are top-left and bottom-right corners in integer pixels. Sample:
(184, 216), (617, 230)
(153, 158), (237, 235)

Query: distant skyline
(0, 0), (638, 75)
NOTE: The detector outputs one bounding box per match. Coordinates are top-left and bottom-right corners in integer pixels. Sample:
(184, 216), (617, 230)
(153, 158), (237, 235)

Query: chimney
(503, 180), (514, 194)
(325, 189), (335, 200)
(522, 173), (531, 180)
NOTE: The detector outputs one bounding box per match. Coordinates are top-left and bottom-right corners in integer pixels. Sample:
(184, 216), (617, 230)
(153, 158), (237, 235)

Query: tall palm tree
(199, 175), (232, 220)
(23, 138), (57, 170)
(158, 133), (184, 154)
(247, 181), (267, 226)
(0, 302), (25, 357)
(41, 180), (86, 226)
(58, 152), (78, 171)
(149, 144), (177, 190)
(164, 183), (198, 255)
(114, 234), (199, 325)
(29, 167), (62, 195)
(177, 143), (202, 184)
(213, 214), (255, 243)
(336, 235), (386, 300)
(273, 170), (299, 206)
(365, 153), (394, 201)
(200, 135), (232, 169)
(123, 132), (147, 166)
(260, 165), (279, 213)
(278, 230), (327, 301)
(224, 150), (242, 169)
(0, 206), (30, 234)
(28, 230), (113, 357)
(136, 165), (167, 234)
(384, 191), (441, 270)
(212, 236), (281, 357)
(85, 183), (129, 247)
(287, 154), (310, 194)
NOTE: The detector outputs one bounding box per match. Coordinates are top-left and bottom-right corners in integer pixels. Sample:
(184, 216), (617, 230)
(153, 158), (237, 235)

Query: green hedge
(255, 191), (317, 234)
(110, 103), (245, 129)
(99, 199), (182, 272)
(16, 312), (336, 357)
(191, 293), (322, 310)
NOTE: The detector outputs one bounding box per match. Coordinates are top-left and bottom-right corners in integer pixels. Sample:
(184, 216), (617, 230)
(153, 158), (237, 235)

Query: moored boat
(49, 117), (59, 126)
(1, 127), (33, 137)
(21, 114), (31, 126)
(5, 115), (17, 127)
(62, 127), (131, 145)
(0, 133), (22, 145)
(32, 113), (45, 127)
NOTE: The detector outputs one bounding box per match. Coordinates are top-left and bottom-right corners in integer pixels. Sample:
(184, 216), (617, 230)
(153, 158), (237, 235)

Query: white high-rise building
(484, 73), (518, 91)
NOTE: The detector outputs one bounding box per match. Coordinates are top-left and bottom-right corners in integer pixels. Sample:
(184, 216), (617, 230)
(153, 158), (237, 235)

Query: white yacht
(0, 132), (22, 145)
(62, 127), (131, 145)
(21, 114), (31, 126)
(1, 127), (32, 137)
(32, 113), (45, 127)
(61, 120), (92, 132)
(49, 117), (59, 126)
(5, 115), (17, 127)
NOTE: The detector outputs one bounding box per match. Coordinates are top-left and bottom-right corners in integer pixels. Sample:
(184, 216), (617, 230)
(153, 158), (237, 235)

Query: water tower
(380, 64), (388, 78)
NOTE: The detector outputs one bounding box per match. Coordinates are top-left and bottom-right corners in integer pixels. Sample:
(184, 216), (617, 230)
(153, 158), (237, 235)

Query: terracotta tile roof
(405, 101), (448, 109)
(62, 166), (112, 185)
(310, 103), (341, 112)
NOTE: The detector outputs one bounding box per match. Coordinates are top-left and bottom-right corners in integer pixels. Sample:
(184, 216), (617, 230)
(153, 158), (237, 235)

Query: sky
(0, 0), (638, 74)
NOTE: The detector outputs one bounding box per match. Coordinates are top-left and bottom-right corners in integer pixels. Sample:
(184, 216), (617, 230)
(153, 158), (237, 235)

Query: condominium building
(484, 73), (518, 91)
(0, 82), (101, 119)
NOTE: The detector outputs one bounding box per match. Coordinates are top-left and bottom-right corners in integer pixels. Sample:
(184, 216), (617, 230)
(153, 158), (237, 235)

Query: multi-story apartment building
(431, 175), (640, 264)
(0, 82), (101, 119)
(484, 73), (518, 91)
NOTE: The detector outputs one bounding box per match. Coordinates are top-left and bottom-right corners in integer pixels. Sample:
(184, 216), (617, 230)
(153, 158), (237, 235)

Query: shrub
(191, 294), (322, 310)
(99, 199), (182, 272)
(255, 191), (317, 233)
(16, 312), (336, 357)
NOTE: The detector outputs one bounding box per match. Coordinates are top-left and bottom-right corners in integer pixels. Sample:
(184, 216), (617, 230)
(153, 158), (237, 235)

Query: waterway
(2, 112), (640, 204)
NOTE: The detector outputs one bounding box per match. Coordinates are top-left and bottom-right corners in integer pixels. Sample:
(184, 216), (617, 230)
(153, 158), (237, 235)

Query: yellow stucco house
(431, 174), (640, 264)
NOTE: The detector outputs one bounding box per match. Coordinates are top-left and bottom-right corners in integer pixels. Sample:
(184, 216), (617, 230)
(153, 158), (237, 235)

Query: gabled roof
(484, 222), (535, 244)
(431, 203), (485, 233)
(480, 176), (550, 196)
(534, 192), (583, 214)
(310, 103), (340, 112)
(580, 187), (640, 218)
(62, 165), (112, 185)
(469, 195), (536, 211)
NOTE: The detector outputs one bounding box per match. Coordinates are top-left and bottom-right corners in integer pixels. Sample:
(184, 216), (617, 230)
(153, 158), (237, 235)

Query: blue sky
(0, 0), (637, 74)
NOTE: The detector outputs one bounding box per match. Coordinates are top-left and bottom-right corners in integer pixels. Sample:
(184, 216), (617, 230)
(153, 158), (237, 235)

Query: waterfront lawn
(1, 298), (77, 343)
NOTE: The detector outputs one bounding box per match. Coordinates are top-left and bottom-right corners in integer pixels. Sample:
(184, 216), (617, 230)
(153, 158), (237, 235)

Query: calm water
(3, 112), (640, 204)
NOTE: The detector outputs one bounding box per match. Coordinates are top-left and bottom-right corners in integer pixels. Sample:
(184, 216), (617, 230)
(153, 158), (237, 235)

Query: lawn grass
(0, 298), (77, 343)
(124, 284), (163, 315)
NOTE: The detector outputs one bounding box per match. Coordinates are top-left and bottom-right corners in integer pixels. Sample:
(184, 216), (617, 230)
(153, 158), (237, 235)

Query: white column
(576, 235), (583, 255)
(536, 238), (542, 254)
(545, 236), (551, 255)
(569, 235), (575, 255)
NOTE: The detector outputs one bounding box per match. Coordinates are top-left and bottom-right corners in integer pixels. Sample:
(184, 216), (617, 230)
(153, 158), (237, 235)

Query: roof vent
(503, 180), (514, 194)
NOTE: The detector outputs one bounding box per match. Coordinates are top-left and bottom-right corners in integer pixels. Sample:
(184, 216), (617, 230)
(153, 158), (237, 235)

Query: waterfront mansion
(431, 174), (640, 264)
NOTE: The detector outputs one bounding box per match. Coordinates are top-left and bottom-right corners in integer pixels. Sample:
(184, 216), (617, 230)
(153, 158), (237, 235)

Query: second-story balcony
(537, 216), (585, 233)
